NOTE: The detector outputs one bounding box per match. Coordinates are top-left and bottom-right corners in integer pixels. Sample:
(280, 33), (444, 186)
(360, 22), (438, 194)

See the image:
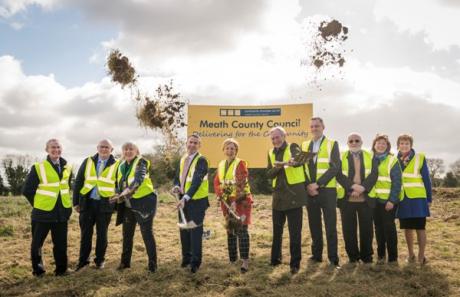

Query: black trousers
(271, 207), (303, 268)
(121, 208), (157, 269)
(31, 220), (68, 274)
(373, 203), (398, 262)
(78, 199), (112, 265)
(179, 198), (208, 269)
(227, 225), (250, 262)
(340, 201), (374, 262)
(307, 193), (339, 264)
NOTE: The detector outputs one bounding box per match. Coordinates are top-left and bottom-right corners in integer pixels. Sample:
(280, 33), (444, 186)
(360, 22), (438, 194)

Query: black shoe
(290, 267), (299, 274)
(95, 262), (105, 269)
(308, 256), (322, 263)
(33, 270), (46, 277)
(149, 262), (157, 273)
(117, 263), (130, 270)
(181, 261), (190, 268)
(75, 262), (89, 271)
(190, 266), (199, 273)
(330, 261), (341, 269)
(55, 270), (69, 276)
(270, 261), (281, 267)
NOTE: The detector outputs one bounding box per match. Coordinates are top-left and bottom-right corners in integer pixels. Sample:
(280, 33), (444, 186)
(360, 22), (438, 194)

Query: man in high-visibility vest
(302, 117), (341, 267)
(267, 126), (307, 274)
(173, 134), (209, 273)
(336, 133), (378, 264)
(22, 139), (73, 276)
(73, 139), (119, 271)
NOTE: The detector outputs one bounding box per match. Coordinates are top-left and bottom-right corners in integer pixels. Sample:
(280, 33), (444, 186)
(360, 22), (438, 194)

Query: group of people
(21, 116), (431, 277)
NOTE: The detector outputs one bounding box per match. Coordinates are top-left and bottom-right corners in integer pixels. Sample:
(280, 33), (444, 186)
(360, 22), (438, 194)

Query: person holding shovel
(114, 142), (157, 272)
(214, 138), (253, 273)
(173, 134), (210, 273)
(267, 126), (308, 274)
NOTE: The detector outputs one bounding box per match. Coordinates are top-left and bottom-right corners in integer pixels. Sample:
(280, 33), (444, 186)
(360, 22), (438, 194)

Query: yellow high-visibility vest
(301, 137), (336, 188)
(337, 150), (375, 199)
(80, 157), (119, 198)
(179, 153), (209, 199)
(401, 153), (427, 199)
(217, 158), (251, 196)
(371, 154), (402, 201)
(33, 160), (72, 211)
(117, 156), (155, 199)
(268, 143), (306, 188)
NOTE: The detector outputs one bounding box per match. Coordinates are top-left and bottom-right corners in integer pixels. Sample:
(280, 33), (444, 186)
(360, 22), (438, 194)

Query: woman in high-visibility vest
(372, 134), (402, 263)
(213, 138), (253, 273)
(115, 142), (157, 272)
(396, 134), (432, 265)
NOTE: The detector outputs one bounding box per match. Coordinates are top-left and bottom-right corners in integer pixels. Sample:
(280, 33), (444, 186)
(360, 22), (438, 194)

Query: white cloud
(0, 0), (57, 18)
(374, 0), (460, 50)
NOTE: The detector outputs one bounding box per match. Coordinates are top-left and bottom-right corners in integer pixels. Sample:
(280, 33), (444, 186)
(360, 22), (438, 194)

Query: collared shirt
(180, 152), (198, 195)
(312, 135), (324, 163)
(90, 158), (108, 200)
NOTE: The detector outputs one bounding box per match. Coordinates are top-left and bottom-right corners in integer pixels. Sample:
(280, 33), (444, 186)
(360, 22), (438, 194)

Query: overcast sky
(0, 0), (459, 168)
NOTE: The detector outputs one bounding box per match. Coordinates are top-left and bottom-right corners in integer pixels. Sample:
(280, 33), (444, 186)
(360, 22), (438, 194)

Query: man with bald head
(73, 139), (119, 270)
(23, 139), (73, 276)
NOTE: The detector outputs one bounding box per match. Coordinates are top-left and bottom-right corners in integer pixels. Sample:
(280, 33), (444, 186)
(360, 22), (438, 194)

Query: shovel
(173, 191), (199, 230)
(220, 198), (246, 223)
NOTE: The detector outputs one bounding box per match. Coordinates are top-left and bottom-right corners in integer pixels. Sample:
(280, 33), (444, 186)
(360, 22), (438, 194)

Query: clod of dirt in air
(311, 19), (349, 69)
(107, 49), (187, 150)
(107, 49), (138, 88)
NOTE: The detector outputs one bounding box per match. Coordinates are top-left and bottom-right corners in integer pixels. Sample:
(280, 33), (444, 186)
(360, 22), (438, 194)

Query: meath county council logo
(219, 108), (281, 117)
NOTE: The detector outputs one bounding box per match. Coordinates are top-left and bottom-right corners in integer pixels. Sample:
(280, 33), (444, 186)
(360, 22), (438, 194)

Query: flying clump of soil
(311, 19), (348, 69)
(107, 49), (187, 149)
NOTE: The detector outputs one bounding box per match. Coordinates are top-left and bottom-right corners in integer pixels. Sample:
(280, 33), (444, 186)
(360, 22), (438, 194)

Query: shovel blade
(177, 220), (198, 230)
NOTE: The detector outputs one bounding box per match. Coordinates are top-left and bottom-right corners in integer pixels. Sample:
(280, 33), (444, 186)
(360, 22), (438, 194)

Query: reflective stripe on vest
(301, 137), (336, 188)
(337, 150), (375, 199)
(401, 153), (427, 199)
(217, 158), (251, 196)
(372, 155), (402, 201)
(33, 160), (72, 211)
(179, 153), (209, 200)
(80, 157), (119, 198)
(268, 143), (306, 188)
(117, 156), (155, 199)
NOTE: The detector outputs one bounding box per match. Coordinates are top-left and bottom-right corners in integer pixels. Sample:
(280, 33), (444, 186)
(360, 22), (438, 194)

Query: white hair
(269, 126), (286, 136)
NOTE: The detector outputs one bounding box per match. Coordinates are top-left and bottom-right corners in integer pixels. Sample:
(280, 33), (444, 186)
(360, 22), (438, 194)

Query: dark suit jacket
(115, 157), (156, 225)
(22, 156), (72, 222)
(73, 154), (117, 213)
(174, 153), (209, 199)
(266, 141), (308, 211)
(336, 151), (378, 208)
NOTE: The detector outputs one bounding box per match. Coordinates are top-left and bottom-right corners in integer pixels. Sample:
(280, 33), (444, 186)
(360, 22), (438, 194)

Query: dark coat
(22, 156), (72, 222)
(115, 157), (157, 225)
(266, 141), (308, 211)
(72, 154), (117, 213)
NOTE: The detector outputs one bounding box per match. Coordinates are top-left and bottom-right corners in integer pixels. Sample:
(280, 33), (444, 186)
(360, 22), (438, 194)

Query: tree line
(0, 154), (459, 197)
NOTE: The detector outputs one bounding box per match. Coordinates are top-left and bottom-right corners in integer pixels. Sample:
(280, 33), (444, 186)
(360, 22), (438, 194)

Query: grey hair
(269, 126), (287, 136)
(45, 138), (61, 150)
(121, 142), (140, 156)
(347, 132), (362, 141)
(98, 139), (114, 148)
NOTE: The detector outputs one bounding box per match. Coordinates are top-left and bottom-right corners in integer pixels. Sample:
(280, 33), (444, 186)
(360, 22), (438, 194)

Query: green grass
(0, 189), (459, 296)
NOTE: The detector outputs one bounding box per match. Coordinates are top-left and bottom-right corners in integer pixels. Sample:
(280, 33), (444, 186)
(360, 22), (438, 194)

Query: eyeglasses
(348, 139), (361, 144)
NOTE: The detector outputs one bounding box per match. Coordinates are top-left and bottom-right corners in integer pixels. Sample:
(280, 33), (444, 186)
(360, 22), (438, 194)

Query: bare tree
(427, 158), (445, 187)
(450, 159), (460, 179)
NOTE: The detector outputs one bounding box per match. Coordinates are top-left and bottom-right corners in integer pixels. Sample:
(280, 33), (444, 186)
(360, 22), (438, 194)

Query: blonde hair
(121, 142), (140, 158)
(222, 138), (239, 152)
(397, 134), (414, 147)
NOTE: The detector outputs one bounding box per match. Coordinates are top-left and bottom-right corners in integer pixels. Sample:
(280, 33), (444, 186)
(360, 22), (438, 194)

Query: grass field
(0, 189), (459, 297)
